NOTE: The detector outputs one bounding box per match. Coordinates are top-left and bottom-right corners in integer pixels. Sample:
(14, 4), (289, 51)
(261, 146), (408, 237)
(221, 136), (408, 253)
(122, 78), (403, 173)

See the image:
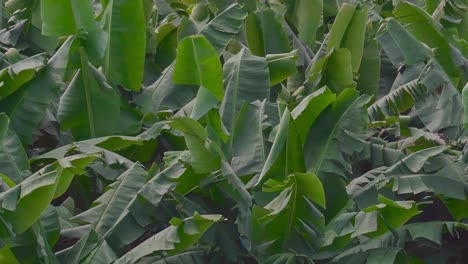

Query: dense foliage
(0, 0), (467, 263)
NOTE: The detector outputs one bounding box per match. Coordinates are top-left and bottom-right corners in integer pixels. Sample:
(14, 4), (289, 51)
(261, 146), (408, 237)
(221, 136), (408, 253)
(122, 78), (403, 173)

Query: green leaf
(33, 140), (137, 169)
(368, 80), (428, 120)
(392, 151), (466, 200)
(230, 102), (267, 176)
(0, 114), (30, 184)
(326, 3), (368, 73)
(141, 249), (210, 264)
(0, 54), (47, 99)
(326, 3), (356, 54)
(0, 130), (30, 184)
(70, 163), (147, 236)
(266, 50), (299, 86)
(138, 157), (187, 208)
(340, 4), (368, 73)
(0, 245), (19, 264)
(245, 9), (291, 56)
(384, 18), (431, 65)
(169, 117), (221, 173)
(0, 37), (75, 145)
(356, 195), (421, 237)
(407, 222), (468, 245)
(221, 161), (253, 249)
(394, 2), (460, 86)
(333, 221), (468, 262)
(285, 0), (323, 47)
(463, 82), (468, 128)
(322, 48), (356, 93)
(254, 108), (290, 186)
(304, 89), (369, 177)
(41, 0), (96, 36)
(253, 173), (325, 256)
(173, 35), (223, 101)
(357, 25), (381, 97)
(366, 248), (405, 264)
(133, 65), (198, 114)
(291, 87), (336, 143)
(0, 113), (8, 143)
(304, 89), (370, 220)
(198, 3), (247, 53)
(349, 146), (450, 209)
(58, 50), (120, 140)
(191, 86), (219, 120)
(263, 253), (313, 264)
(134, 4), (246, 114)
(114, 214), (224, 264)
(0, 1), (467, 262)
(0, 154), (97, 235)
(101, 0), (146, 91)
(58, 163), (148, 263)
(220, 48), (270, 131)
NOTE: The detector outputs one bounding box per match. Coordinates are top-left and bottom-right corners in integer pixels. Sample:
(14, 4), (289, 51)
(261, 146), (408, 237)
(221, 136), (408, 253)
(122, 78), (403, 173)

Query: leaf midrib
(191, 37), (204, 88)
(103, 0), (114, 77)
(92, 171), (132, 232)
(79, 49), (97, 138)
(229, 50), (243, 138)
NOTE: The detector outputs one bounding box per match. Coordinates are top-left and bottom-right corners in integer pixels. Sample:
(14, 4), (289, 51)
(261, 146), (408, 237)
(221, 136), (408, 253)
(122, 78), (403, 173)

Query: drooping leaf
(384, 18), (431, 65)
(0, 154), (98, 236)
(134, 4), (246, 114)
(70, 163), (147, 236)
(0, 54), (47, 99)
(368, 80), (428, 120)
(0, 37), (74, 145)
(59, 163), (148, 263)
(333, 221), (468, 262)
(114, 214), (224, 264)
(394, 2), (460, 86)
(198, 3), (247, 53)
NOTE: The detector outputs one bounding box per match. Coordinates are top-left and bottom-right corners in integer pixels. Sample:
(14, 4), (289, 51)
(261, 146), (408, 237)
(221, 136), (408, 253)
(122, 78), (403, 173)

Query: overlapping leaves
(0, 0), (467, 263)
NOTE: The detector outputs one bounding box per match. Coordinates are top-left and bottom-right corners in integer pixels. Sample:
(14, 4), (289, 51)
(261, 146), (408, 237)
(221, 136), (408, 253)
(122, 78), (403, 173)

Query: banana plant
(0, 0), (466, 263)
